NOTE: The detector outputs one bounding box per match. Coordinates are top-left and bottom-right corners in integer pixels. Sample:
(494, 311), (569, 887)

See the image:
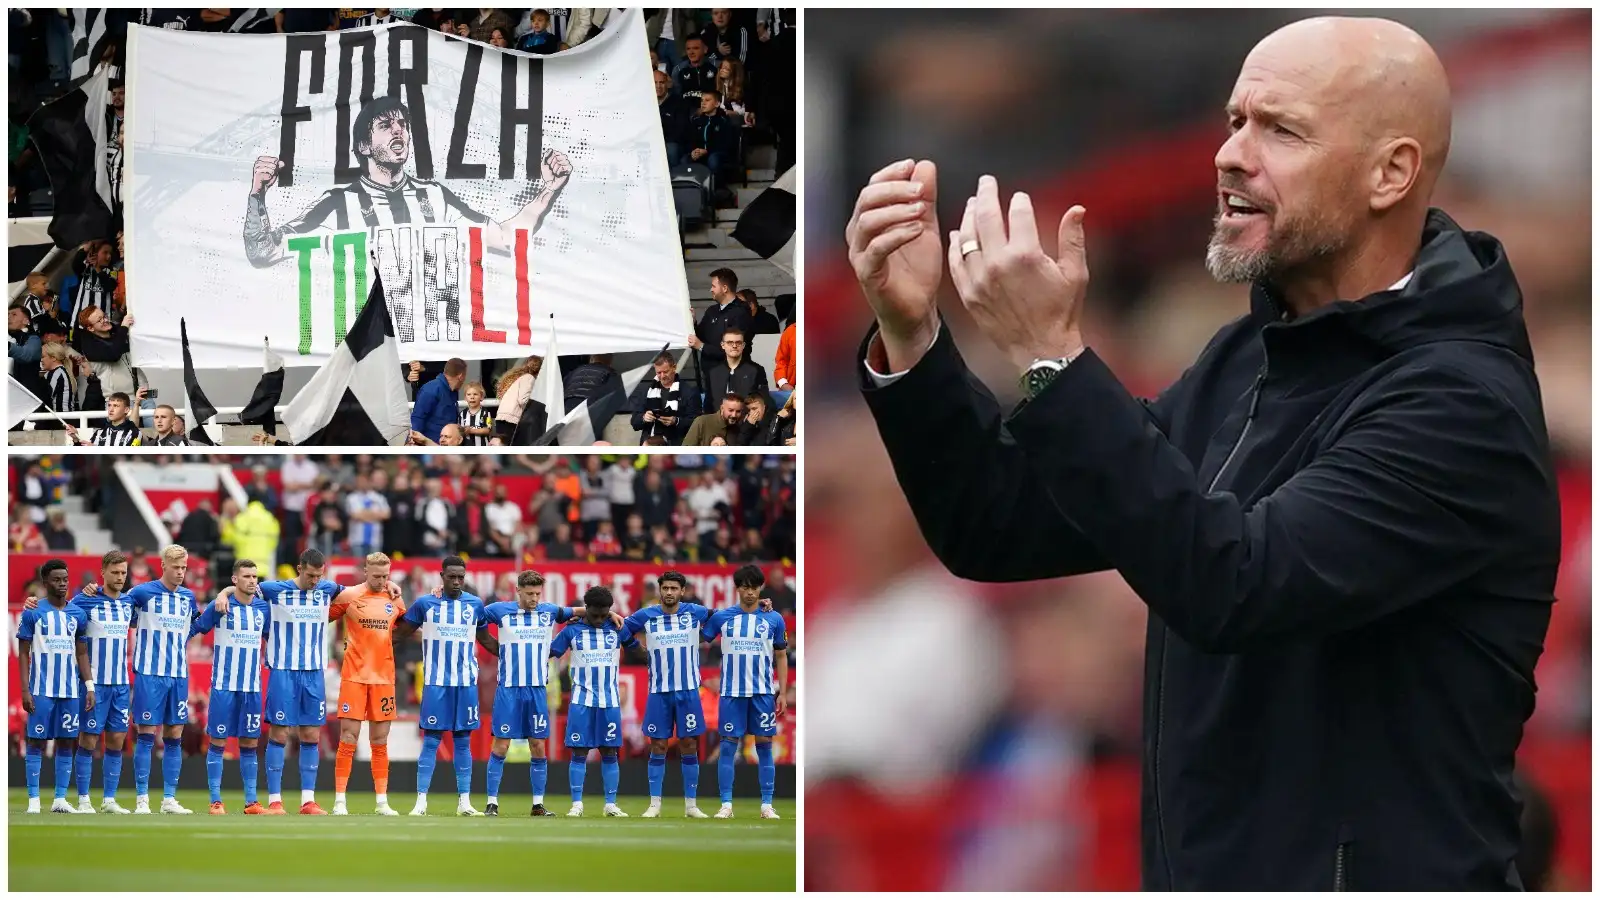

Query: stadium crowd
(804, 9), (1590, 892)
(8, 8), (798, 444)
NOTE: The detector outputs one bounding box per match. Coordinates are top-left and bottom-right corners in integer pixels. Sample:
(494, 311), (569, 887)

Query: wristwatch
(1020, 352), (1081, 399)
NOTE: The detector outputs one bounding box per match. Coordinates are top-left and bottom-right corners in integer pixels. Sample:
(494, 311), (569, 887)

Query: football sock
(133, 733), (155, 797)
(530, 757), (548, 804)
(718, 738), (737, 804)
(335, 740), (356, 793)
(451, 734), (472, 795)
(265, 740), (286, 799)
(569, 757), (587, 804)
(238, 748), (258, 804)
(54, 747), (72, 800)
(206, 744), (225, 803)
(756, 741), (775, 805)
(681, 753), (700, 801)
(417, 732), (441, 795)
(601, 752), (620, 804)
(298, 741), (319, 803)
(161, 738), (182, 799)
(486, 753), (506, 804)
(25, 745), (42, 799)
(102, 748), (123, 800)
(647, 753), (666, 799)
(75, 747), (94, 799)
(371, 743), (390, 799)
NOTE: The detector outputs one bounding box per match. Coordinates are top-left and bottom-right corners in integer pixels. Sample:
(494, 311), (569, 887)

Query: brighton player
(549, 586), (641, 818)
(622, 570), (714, 818)
(214, 548), (401, 814)
(702, 565), (789, 819)
(392, 556), (493, 816)
(23, 551), (135, 812)
(189, 560), (271, 815)
(127, 545), (203, 814)
(478, 571), (625, 817)
(328, 553), (408, 816)
(17, 560), (94, 814)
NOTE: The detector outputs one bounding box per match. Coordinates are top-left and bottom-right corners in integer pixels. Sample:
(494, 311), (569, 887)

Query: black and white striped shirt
(354, 12), (401, 27)
(106, 135), (123, 207)
(19, 293), (47, 319)
(86, 418), (141, 446)
(67, 268), (115, 335)
(246, 174), (489, 267)
(460, 406), (492, 447)
(43, 366), (74, 413)
(640, 378), (683, 442)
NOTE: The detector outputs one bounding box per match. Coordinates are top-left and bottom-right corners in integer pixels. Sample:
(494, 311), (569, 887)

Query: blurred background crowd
(803, 9), (1590, 891)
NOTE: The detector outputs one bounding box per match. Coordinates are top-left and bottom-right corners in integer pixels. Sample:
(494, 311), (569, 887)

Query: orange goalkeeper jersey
(330, 586), (405, 685)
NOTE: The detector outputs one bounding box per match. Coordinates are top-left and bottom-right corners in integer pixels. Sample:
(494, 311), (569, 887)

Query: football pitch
(8, 790), (796, 891)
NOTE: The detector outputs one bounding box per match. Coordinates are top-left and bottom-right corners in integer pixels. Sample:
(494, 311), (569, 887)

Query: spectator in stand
(467, 7), (514, 44)
(740, 528), (769, 562)
(39, 341), (80, 419)
(656, 70), (690, 168)
(62, 391), (141, 447)
(9, 302), (44, 401)
(39, 507), (75, 551)
(741, 289), (780, 336)
(18, 273), (57, 322)
(418, 478), (455, 553)
(689, 89), (740, 193)
(645, 9), (694, 72)
(649, 524), (682, 564)
(702, 8), (749, 66)
(563, 354), (619, 415)
(698, 522), (735, 564)
(530, 484), (570, 539)
(634, 465), (678, 531)
(774, 318), (796, 392)
(578, 456), (610, 539)
(688, 268), (754, 402)
(603, 457), (636, 530)
(765, 564), (796, 610)
(716, 58), (755, 126)
(61, 240), (116, 339)
(631, 351), (698, 446)
(459, 381), (492, 447)
(620, 513), (654, 561)
(231, 499), (281, 572)
(730, 391), (782, 447)
(70, 306), (140, 412)
(309, 484), (347, 557)
(774, 391), (797, 446)
(517, 524), (545, 563)
(488, 27), (510, 48)
(686, 470), (731, 537)
(148, 405), (189, 446)
(177, 499), (221, 559)
(410, 357), (466, 443)
(245, 465), (278, 509)
(545, 521), (579, 560)
(704, 327), (771, 407)
(516, 9), (559, 54)
(736, 454), (767, 519)
(491, 356), (550, 445)
(672, 35), (718, 115)
(345, 471), (390, 559)
(385, 470), (420, 557)
(484, 484), (522, 558)
(279, 454), (318, 559)
(564, 8), (613, 48)
(588, 520), (622, 560)
(683, 394), (746, 447)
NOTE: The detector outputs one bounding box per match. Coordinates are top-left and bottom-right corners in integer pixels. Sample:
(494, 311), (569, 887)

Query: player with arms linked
(188, 560), (272, 814)
(549, 586), (641, 818)
(328, 552), (409, 816)
(17, 560), (94, 814)
(127, 545), (202, 814)
(702, 565), (789, 819)
(623, 570), (716, 818)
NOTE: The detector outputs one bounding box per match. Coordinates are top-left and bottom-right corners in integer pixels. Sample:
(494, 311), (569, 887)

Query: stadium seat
(671, 163), (714, 230)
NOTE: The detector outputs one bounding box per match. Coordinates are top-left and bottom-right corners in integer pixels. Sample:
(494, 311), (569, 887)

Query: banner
(126, 9), (688, 369)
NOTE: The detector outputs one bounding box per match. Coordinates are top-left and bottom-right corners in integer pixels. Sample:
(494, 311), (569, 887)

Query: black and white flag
(534, 345), (665, 446)
(7, 374), (44, 430)
(25, 68), (114, 249)
(731, 166), (795, 276)
(8, 218), (59, 298)
(68, 9), (112, 81)
(179, 318), (222, 445)
(240, 339), (286, 435)
(283, 276), (411, 445)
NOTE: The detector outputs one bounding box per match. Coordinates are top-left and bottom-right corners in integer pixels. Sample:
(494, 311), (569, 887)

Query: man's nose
(1215, 127), (1254, 179)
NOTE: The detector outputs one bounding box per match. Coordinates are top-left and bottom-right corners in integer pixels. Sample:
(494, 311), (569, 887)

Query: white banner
(126, 10), (688, 369)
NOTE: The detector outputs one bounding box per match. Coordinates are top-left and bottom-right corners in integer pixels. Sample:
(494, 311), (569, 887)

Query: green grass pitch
(8, 790), (795, 891)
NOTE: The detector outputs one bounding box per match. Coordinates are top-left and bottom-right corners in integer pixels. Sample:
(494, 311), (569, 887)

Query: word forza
(287, 225), (542, 354)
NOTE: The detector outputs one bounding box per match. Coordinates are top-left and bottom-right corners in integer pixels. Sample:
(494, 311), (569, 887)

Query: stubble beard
(1206, 205), (1346, 285)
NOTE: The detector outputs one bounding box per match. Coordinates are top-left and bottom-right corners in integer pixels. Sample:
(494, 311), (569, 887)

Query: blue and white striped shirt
(192, 595), (270, 692)
(72, 591), (135, 685)
(704, 607), (788, 698)
(625, 603), (712, 693)
(483, 601), (571, 688)
(260, 579), (341, 670)
(17, 603), (87, 699)
(550, 621), (636, 709)
(129, 581), (199, 679)
(403, 593), (487, 687)
(344, 490), (388, 549)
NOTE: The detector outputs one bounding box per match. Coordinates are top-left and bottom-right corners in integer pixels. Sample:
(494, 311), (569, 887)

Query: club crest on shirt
(385, 604), (394, 614)
(755, 621), (769, 637)
(677, 614), (691, 628)
(604, 633), (617, 647)
(66, 619), (77, 634)
(540, 612), (553, 626)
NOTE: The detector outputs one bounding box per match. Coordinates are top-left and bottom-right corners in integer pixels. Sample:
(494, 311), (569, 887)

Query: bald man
(848, 17), (1556, 891)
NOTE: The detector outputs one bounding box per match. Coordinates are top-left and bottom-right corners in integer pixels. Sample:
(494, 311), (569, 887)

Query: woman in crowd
(717, 58), (755, 126)
(490, 356), (549, 445)
(38, 341), (79, 424)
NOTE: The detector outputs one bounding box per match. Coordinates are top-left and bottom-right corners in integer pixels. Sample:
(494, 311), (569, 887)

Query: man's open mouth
(1221, 192), (1266, 218)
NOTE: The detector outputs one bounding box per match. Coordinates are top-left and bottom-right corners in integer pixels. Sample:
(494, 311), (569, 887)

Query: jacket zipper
(1334, 842), (1350, 891)
(1207, 372), (1265, 492)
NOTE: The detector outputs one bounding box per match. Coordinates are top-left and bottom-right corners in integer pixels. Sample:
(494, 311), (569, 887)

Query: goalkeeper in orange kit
(328, 553), (407, 816)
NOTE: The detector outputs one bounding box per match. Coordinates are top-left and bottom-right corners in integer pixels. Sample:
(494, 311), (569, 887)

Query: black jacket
(705, 359), (770, 408)
(629, 376), (699, 445)
(860, 210), (1558, 891)
(660, 96), (691, 148)
(694, 299), (755, 373)
(690, 111), (740, 163)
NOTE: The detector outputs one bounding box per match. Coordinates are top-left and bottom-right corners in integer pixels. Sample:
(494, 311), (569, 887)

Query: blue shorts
(564, 704), (622, 749)
(420, 684), (481, 733)
(132, 674), (190, 727)
(718, 694), (778, 738)
(644, 689), (706, 739)
(82, 683), (131, 735)
(26, 695), (82, 740)
(491, 685), (550, 740)
(207, 689), (264, 740)
(265, 669), (326, 728)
